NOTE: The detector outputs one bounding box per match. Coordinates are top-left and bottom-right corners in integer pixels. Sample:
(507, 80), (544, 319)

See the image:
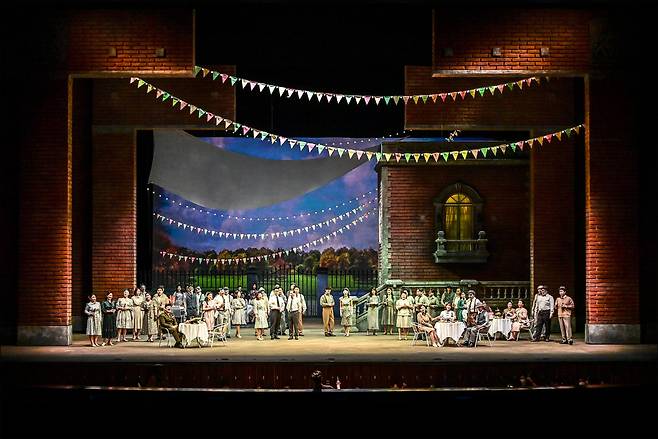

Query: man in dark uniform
(158, 304), (184, 348)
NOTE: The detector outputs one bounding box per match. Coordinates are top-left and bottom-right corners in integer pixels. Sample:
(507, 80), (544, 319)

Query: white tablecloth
(178, 323), (209, 347)
(488, 318), (512, 338)
(434, 321), (466, 345)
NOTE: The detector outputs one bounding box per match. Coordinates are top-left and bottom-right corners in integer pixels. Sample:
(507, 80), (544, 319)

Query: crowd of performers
(84, 283), (575, 349)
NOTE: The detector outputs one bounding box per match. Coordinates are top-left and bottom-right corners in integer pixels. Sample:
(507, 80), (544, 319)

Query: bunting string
(159, 208), (376, 265)
(155, 200), (377, 240)
(130, 77), (584, 163)
(192, 66), (544, 106)
(150, 188), (376, 221)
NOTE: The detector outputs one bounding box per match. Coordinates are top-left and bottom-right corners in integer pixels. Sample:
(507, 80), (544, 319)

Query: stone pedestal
(17, 325), (72, 346)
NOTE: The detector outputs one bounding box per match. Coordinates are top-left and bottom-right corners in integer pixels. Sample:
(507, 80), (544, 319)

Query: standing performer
(254, 290), (269, 341)
(320, 287), (335, 337)
(268, 287), (285, 340)
(455, 290), (467, 323)
(201, 293), (216, 331)
(154, 286), (170, 317)
(531, 285), (555, 342)
(231, 290), (246, 338)
(395, 290), (413, 340)
(427, 289), (440, 319)
(142, 292), (159, 342)
(294, 286), (306, 336)
(214, 288), (228, 339)
(100, 291), (117, 346)
(131, 287), (145, 340)
(555, 286), (575, 344)
(286, 288), (302, 340)
(116, 289), (134, 343)
(185, 286), (202, 321)
(85, 294), (102, 347)
(366, 287), (380, 336)
(339, 288), (353, 337)
(381, 288), (396, 335)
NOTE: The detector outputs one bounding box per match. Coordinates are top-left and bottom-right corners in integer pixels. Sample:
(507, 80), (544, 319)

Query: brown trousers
(558, 316), (572, 340)
(322, 307), (335, 333)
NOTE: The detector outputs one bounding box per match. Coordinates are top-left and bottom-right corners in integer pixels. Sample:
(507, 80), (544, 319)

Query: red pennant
(394, 153), (401, 162)
(440, 93), (447, 102)
(459, 91), (466, 99)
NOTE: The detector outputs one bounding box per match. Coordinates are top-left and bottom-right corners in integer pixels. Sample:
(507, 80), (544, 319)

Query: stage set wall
(378, 7), (644, 344)
(6, 6), (650, 345)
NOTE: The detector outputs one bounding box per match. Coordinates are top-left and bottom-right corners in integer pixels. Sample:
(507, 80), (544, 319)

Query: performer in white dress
(231, 290), (246, 338)
(366, 288), (380, 335)
(339, 289), (353, 336)
(115, 289), (134, 342)
(85, 294), (102, 347)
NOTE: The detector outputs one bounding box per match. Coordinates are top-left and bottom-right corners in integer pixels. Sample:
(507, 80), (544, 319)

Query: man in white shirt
(531, 285), (555, 342)
(268, 288), (285, 340)
(286, 289), (302, 340)
(293, 286), (307, 336)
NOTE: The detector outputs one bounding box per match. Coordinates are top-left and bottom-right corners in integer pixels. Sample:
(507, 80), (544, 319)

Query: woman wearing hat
(253, 290), (269, 341)
(231, 290), (246, 338)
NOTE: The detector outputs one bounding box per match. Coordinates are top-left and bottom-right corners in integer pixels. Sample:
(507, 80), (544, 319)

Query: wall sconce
(491, 47), (502, 57)
(540, 47), (550, 57)
(107, 47), (117, 57)
(442, 47), (453, 57)
(155, 47), (166, 58)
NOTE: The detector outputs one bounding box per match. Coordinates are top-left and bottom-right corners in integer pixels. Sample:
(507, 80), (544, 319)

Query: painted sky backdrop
(154, 135), (383, 252)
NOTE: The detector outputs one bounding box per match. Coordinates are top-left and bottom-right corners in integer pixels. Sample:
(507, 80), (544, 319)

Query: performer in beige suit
(555, 286), (575, 344)
(320, 287), (336, 336)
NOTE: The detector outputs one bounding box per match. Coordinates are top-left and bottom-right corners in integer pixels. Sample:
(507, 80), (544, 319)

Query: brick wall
(68, 9), (194, 74)
(433, 8), (591, 75)
(531, 137), (577, 296)
(405, 66), (576, 130)
(18, 79), (72, 329)
(585, 76), (639, 326)
(384, 163), (529, 281)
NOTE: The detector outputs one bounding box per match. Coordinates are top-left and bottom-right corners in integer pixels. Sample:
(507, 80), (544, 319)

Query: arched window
(444, 193), (474, 252)
(433, 183), (489, 263)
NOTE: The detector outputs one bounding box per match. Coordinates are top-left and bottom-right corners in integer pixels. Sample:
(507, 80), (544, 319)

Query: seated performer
(509, 300), (530, 340)
(158, 304), (184, 348)
(462, 303), (489, 347)
(416, 305), (440, 347)
(439, 303), (456, 322)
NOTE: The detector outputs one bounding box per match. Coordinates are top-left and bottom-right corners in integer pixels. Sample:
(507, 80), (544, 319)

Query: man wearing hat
(461, 302), (489, 347)
(267, 287), (284, 340)
(555, 286), (575, 344)
(531, 285), (555, 342)
(320, 287), (336, 336)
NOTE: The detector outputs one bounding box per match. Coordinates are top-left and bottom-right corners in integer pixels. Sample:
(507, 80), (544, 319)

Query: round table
(178, 323), (209, 347)
(434, 321), (466, 346)
(488, 318), (512, 340)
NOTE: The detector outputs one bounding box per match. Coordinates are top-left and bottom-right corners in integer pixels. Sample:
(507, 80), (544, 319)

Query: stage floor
(3, 321), (655, 363)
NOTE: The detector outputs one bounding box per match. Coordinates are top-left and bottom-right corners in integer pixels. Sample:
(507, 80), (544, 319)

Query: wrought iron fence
(138, 266), (378, 318)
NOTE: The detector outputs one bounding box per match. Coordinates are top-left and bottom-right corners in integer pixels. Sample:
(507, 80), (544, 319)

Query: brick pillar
(584, 76), (640, 343)
(377, 167), (391, 285)
(91, 131), (137, 296)
(17, 79), (72, 345)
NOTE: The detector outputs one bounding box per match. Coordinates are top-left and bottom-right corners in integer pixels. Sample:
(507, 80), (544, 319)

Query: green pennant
(488, 86), (496, 95)
(162, 93), (170, 102)
(477, 88), (485, 97)
(260, 132), (268, 140)
(193, 66), (201, 77)
(137, 79), (145, 88)
(384, 96), (391, 105)
(510, 143), (517, 152)
(298, 141), (307, 149)
(566, 128), (573, 137)
(507, 83), (514, 91)
(460, 150), (468, 159)
(212, 72), (219, 80)
(481, 147), (489, 157)
(376, 152), (382, 161)
(197, 109), (205, 118)
(171, 98), (178, 107)
(230, 77), (238, 86)
(317, 145), (325, 154)
(337, 148), (345, 157)
(421, 95), (428, 104)
(383, 153), (392, 161)
(232, 124), (240, 132)
(491, 147), (498, 156)
(404, 153), (411, 162)
(451, 151), (459, 160)
(441, 152), (449, 161)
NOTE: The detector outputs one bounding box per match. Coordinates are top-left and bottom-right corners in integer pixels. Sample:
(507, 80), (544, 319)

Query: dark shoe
(324, 333), (329, 337)
(560, 339), (567, 344)
(544, 338), (550, 342)
(295, 336), (299, 340)
(274, 336), (280, 339)
(530, 338), (539, 342)
(568, 339), (574, 345)
(299, 333), (304, 336)
(271, 336), (274, 340)
(329, 333), (335, 337)
(288, 336), (293, 340)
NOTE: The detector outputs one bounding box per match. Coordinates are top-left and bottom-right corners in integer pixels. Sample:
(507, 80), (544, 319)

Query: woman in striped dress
(85, 294), (102, 347)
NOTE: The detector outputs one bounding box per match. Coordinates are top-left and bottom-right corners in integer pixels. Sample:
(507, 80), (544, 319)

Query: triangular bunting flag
(348, 149), (355, 159)
(383, 153), (392, 162)
(477, 88), (485, 96)
(412, 96), (419, 104)
(230, 77), (238, 86)
(459, 91), (467, 99)
(470, 149), (479, 158)
(460, 150), (468, 159)
(481, 147), (489, 157)
(393, 96), (400, 105)
(413, 153), (421, 162)
(440, 93), (447, 102)
(363, 96), (371, 105)
(375, 152), (382, 161)
(500, 145), (507, 154)
(220, 74), (228, 83)
(317, 145), (325, 154)
(404, 153), (411, 162)
(337, 148), (345, 157)
(366, 151), (373, 160)
(402, 96), (410, 104)
(451, 151), (459, 160)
